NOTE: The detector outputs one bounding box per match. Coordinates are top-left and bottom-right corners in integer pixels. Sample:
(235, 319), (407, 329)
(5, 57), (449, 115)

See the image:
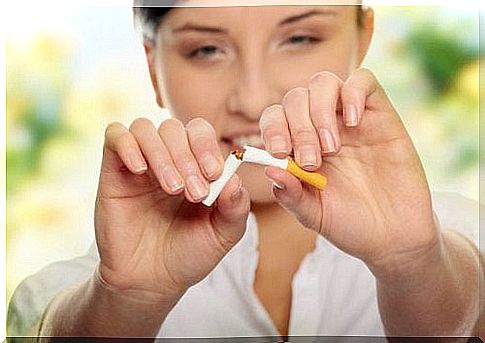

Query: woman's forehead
(175, 0), (360, 5)
(162, 5), (356, 31)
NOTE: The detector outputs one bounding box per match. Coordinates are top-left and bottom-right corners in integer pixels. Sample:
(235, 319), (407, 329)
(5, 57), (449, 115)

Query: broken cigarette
(202, 152), (243, 207)
(241, 146), (327, 191)
(202, 145), (327, 207)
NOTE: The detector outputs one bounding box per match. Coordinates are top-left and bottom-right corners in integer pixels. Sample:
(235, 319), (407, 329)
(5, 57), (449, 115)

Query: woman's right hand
(94, 117), (250, 301)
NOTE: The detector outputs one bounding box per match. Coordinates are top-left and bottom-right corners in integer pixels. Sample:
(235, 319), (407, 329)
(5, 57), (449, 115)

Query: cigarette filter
(202, 153), (243, 207)
(242, 146), (327, 190)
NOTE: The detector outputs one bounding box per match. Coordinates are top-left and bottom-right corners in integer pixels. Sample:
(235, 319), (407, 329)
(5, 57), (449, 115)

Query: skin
(36, 4), (482, 340)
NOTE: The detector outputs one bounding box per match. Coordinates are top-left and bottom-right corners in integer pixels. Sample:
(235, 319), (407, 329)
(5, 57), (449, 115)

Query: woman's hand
(260, 68), (440, 277)
(95, 117), (250, 300)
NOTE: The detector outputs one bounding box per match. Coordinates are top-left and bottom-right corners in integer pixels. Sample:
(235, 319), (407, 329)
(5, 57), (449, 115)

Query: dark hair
(133, 0), (176, 42)
(133, 3), (365, 43)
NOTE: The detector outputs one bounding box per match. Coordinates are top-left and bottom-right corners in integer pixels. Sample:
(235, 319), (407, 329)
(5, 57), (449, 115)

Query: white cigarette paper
(241, 145), (288, 169)
(203, 146), (289, 207)
(203, 145), (327, 206)
(202, 153), (243, 207)
(243, 145), (327, 191)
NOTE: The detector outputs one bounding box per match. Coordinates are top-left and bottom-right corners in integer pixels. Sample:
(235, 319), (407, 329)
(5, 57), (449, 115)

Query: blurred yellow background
(6, 6), (480, 303)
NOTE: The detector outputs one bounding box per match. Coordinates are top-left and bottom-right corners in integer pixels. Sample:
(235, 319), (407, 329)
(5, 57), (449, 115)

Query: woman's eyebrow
(171, 9), (336, 35)
(279, 9), (337, 26)
(173, 23), (227, 35)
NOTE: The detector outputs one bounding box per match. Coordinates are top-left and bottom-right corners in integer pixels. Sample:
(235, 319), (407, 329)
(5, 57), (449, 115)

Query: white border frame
(2, 1), (482, 341)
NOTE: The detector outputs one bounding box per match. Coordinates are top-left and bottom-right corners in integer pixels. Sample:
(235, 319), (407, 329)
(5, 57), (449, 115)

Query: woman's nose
(227, 63), (281, 121)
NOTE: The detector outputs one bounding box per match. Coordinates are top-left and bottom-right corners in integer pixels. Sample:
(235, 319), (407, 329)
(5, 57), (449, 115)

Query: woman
(8, 2), (482, 339)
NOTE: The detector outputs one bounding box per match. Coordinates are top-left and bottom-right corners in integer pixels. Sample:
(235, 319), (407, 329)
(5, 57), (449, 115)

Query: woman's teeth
(231, 134), (263, 147)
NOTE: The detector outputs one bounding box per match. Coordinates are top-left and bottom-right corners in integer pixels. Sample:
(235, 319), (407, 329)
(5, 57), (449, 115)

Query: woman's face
(146, 5), (373, 204)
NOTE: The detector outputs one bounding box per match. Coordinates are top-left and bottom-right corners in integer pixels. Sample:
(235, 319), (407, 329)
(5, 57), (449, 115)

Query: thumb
(210, 174), (251, 249)
(264, 166), (323, 232)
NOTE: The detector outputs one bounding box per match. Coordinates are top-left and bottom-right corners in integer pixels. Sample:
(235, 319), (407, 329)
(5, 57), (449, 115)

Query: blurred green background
(6, 6), (480, 303)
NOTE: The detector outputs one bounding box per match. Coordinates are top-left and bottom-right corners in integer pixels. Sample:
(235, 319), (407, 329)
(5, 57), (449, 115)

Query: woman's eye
(286, 35), (321, 46)
(189, 45), (221, 59)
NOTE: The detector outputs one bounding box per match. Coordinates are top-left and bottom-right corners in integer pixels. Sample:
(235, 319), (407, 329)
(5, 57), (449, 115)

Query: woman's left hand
(260, 68), (441, 277)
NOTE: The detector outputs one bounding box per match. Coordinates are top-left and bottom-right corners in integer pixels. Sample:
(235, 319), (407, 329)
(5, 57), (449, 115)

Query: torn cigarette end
(202, 152), (243, 207)
(232, 149), (245, 161)
(203, 146), (327, 207)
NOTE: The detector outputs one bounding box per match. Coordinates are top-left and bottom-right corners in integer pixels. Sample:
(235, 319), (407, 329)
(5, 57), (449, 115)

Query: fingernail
(186, 175), (208, 201)
(134, 163), (148, 174)
(345, 104), (358, 127)
(272, 182), (285, 190)
(163, 167), (184, 192)
(201, 154), (221, 180)
(267, 176), (285, 190)
(320, 129), (336, 153)
(297, 145), (318, 168)
(269, 136), (288, 154)
(129, 152), (147, 174)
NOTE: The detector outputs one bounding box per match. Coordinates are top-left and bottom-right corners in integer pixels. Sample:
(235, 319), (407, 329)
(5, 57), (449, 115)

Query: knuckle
(263, 104), (284, 116)
(189, 137), (212, 154)
(262, 127), (284, 140)
(159, 161), (173, 174)
(310, 71), (342, 87)
(104, 121), (124, 138)
(311, 107), (335, 123)
(158, 118), (183, 134)
(356, 67), (374, 78)
(282, 87), (308, 105)
(160, 118), (183, 129)
(262, 125), (282, 137)
(113, 132), (134, 151)
(129, 117), (153, 133)
(260, 104), (284, 129)
(347, 67), (377, 89)
(310, 99), (338, 117)
(104, 122), (134, 152)
(343, 79), (367, 94)
(292, 128), (317, 145)
(176, 156), (200, 174)
(186, 117), (210, 129)
(186, 117), (215, 137)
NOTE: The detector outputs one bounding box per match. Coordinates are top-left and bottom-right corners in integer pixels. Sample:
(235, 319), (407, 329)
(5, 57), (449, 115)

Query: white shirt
(7, 192), (479, 338)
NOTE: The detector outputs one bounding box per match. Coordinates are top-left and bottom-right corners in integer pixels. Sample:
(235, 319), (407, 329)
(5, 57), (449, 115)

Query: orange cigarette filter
(286, 159), (327, 190)
(239, 146), (327, 191)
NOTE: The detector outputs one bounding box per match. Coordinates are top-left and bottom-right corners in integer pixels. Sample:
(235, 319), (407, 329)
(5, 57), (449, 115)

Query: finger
(211, 174), (251, 248)
(103, 121), (148, 175)
(129, 117), (184, 195)
(186, 118), (224, 181)
(341, 67), (393, 127)
(309, 71), (343, 155)
(259, 104), (292, 159)
(282, 87), (321, 171)
(159, 118), (209, 203)
(264, 166), (322, 231)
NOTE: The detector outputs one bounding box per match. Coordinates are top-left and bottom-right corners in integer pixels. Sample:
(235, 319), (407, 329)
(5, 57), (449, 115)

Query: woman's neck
(251, 201), (318, 337)
(251, 201), (317, 254)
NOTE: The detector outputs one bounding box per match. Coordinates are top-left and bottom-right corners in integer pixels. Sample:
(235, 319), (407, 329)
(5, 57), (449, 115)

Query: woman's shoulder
(7, 243), (98, 336)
